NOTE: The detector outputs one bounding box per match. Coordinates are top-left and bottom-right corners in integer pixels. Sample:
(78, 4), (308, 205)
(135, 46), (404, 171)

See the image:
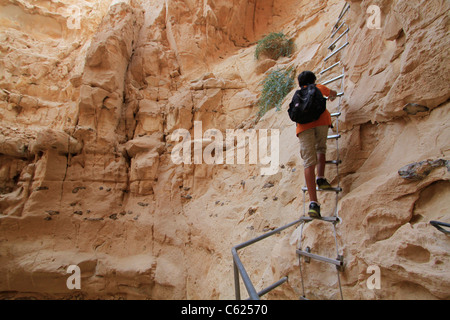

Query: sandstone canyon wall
(0, 0), (449, 299)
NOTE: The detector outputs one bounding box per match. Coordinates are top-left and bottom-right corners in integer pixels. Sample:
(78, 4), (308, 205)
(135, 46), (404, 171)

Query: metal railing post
(231, 219), (303, 300)
(233, 257), (241, 300)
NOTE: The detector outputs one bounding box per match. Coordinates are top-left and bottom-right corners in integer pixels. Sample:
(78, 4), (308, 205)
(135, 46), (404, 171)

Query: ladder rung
(326, 92), (345, 101)
(330, 112), (341, 117)
(324, 42), (349, 61)
(319, 62), (340, 75)
(336, 3), (350, 22)
(302, 186), (342, 193)
(331, 21), (345, 39)
(322, 74), (344, 86)
(328, 27), (349, 50)
(331, 3), (350, 36)
(326, 159), (342, 165)
(297, 249), (344, 269)
(327, 134), (341, 140)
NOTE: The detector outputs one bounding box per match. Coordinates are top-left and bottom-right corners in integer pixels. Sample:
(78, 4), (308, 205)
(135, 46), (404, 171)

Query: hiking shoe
(317, 178), (332, 190)
(308, 202), (321, 218)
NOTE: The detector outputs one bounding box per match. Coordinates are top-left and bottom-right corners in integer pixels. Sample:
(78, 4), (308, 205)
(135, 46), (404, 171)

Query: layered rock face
(0, 0), (449, 299)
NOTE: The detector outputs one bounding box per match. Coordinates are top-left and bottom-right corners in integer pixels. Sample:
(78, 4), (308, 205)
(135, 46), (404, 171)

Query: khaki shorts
(297, 125), (329, 168)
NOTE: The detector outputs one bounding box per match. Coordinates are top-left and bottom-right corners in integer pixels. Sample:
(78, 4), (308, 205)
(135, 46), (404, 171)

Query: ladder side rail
(298, 1), (350, 300)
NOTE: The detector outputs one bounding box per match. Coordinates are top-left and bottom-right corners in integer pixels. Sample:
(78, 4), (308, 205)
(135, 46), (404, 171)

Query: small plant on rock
(255, 32), (294, 60)
(257, 67), (295, 118)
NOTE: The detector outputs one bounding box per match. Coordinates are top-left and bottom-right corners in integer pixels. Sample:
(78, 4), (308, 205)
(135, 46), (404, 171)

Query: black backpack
(288, 84), (326, 124)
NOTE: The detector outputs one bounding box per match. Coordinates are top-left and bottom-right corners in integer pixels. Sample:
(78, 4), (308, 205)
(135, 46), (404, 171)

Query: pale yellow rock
(0, 0), (449, 301)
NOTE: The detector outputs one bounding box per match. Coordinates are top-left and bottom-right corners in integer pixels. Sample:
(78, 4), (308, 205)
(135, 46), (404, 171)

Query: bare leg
(305, 165), (317, 202)
(317, 153), (326, 178)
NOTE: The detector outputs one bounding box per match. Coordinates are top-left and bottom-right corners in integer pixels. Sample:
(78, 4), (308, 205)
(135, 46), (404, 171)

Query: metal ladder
(296, 1), (350, 300)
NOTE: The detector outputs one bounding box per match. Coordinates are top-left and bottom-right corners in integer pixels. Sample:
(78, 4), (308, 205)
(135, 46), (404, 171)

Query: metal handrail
(430, 221), (450, 235)
(232, 218), (304, 300)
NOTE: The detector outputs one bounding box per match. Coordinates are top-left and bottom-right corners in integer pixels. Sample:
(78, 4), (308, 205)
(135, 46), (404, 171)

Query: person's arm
(316, 84), (337, 101)
(328, 89), (337, 101)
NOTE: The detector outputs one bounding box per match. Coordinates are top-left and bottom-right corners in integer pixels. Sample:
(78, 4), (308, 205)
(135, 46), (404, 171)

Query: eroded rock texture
(0, 0), (449, 299)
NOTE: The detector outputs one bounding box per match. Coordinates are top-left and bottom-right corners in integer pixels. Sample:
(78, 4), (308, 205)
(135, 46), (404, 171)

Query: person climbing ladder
(288, 70), (337, 218)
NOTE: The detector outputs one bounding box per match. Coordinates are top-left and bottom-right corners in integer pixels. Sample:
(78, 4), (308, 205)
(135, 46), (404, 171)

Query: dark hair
(298, 71), (316, 87)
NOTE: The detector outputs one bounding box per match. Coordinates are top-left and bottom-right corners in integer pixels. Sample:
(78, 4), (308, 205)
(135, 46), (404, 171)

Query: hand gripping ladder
(296, 1), (350, 300)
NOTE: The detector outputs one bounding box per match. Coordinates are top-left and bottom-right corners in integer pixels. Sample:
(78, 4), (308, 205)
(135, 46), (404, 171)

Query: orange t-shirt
(296, 84), (332, 136)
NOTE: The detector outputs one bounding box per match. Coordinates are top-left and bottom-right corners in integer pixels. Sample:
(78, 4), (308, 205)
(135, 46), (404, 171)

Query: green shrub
(255, 32), (294, 60)
(257, 68), (295, 118)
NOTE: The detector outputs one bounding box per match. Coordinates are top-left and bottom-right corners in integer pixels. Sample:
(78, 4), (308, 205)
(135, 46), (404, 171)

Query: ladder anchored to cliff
(296, 1), (350, 300)
(231, 2), (351, 301)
